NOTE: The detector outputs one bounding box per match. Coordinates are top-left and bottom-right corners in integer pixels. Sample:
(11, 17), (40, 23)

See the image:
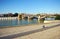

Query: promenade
(0, 20), (60, 39)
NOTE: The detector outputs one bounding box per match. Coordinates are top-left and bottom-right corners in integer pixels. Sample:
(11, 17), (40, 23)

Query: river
(0, 18), (55, 27)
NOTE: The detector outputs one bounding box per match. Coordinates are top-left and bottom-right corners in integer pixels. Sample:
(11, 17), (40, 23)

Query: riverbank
(0, 20), (60, 39)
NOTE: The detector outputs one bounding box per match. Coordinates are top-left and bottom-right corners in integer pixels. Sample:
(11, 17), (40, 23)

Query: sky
(0, 0), (60, 14)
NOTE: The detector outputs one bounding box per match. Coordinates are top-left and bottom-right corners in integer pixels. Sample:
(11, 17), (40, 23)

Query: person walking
(43, 25), (45, 28)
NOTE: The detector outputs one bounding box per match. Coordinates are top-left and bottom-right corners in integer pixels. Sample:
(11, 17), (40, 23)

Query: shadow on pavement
(0, 24), (60, 39)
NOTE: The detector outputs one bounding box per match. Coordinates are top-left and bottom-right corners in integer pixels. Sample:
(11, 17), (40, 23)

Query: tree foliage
(55, 14), (60, 20)
(13, 13), (18, 17)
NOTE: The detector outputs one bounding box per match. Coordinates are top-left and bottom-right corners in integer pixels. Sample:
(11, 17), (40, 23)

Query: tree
(3, 14), (8, 17)
(55, 15), (60, 20)
(13, 13), (18, 17)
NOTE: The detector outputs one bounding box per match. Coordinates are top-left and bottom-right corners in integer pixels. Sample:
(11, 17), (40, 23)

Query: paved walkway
(0, 23), (60, 39)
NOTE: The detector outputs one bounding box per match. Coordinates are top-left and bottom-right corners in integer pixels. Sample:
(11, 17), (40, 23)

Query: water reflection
(0, 19), (38, 26)
(0, 18), (55, 27)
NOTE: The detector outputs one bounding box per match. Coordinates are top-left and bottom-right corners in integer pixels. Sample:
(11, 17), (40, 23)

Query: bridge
(18, 14), (46, 21)
(18, 14), (56, 20)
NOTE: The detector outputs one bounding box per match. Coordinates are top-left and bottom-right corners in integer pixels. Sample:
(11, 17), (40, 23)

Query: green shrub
(55, 15), (60, 20)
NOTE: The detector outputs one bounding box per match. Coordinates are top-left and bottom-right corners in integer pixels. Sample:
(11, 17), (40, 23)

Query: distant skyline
(0, 0), (60, 14)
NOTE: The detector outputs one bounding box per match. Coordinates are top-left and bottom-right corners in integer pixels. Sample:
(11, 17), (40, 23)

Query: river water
(0, 18), (55, 27)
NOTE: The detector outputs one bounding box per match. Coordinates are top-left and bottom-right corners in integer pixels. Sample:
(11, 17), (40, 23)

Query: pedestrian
(43, 25), (45, 28)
